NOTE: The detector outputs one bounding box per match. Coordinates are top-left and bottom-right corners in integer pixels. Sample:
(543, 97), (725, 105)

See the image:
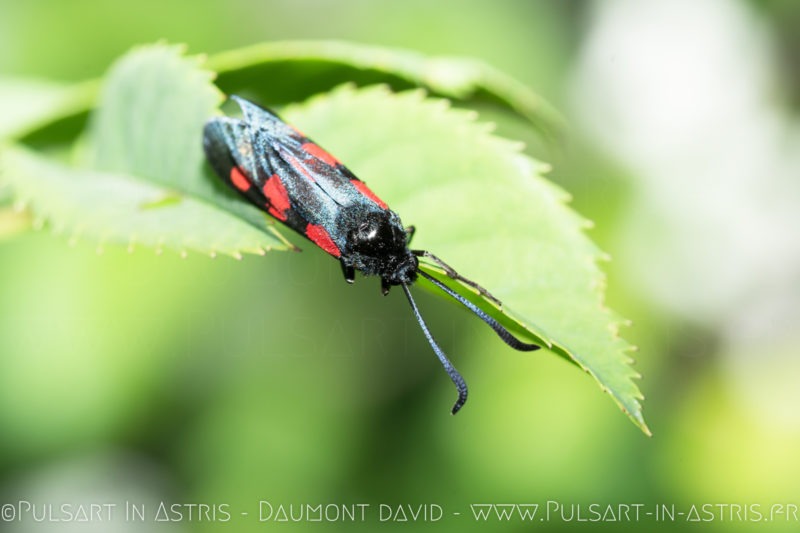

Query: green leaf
(282, 86), (648, 434)
(0, 177), (29, 238)
(1, 44), (289, 256)
(0, 207), (30, 239)
(88, 45), (216, 189)
(2, 146), (279, 256)
(12, 41), (563, 149)
(84, 44), (289, 251)
(0, 77), (99, 146)
(208, 40), (565, 143)
(0, 79), (67, 139)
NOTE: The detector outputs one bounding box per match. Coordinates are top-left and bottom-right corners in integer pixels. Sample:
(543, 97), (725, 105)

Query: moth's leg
(381, 278), (392, 296)
(340, 260), (355, 284)
(412, 249), (502, 307)
(405, 225), (416, 245)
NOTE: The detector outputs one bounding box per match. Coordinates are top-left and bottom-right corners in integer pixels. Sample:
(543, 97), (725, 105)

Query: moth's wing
(273, 141), (390, 212)
(203, 115), (309, 235)
(216, 96), (391, 257)
(233, 96), (389, 211)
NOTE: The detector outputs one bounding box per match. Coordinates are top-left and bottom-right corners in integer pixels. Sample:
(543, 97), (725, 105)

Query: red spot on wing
(230, 167), (251, 192)
(302, 142), (341, 167)
(262, 174), (291, 221)
(351, 179), (388, 209)
(305, 223), (341, 257)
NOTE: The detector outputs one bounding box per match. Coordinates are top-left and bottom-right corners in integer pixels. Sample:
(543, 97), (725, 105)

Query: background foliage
(1, 0), (799, 532)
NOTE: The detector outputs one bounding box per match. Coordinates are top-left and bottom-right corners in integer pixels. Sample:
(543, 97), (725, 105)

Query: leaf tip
(638, 418), (653, 437)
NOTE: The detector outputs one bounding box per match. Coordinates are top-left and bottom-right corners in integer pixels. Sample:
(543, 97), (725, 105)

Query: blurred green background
(1, 0), (799, 531)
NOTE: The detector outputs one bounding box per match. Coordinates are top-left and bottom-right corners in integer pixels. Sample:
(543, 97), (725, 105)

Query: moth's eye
(361, 222), (378, 240)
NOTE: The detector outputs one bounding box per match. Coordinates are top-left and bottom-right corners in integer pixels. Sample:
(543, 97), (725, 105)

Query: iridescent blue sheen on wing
(233, 96), (373, 209)
(206, 96), (394, 255)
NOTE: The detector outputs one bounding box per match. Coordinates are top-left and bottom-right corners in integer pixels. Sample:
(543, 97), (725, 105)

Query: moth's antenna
(401, 282), (468, 414)
(417, 270), (541, 352)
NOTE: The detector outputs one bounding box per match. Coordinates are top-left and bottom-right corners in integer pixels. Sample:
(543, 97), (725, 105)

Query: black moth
(203, 96), (539, 413)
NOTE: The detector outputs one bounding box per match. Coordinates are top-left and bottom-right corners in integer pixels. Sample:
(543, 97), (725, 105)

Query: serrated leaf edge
(308, 85), (649, 433)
